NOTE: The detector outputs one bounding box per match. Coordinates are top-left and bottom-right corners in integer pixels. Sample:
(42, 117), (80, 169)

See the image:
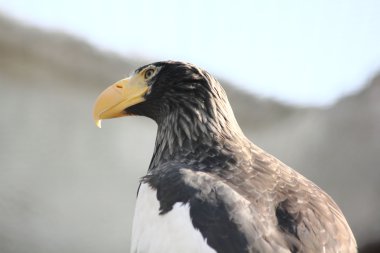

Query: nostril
(116, 84), (123, 89)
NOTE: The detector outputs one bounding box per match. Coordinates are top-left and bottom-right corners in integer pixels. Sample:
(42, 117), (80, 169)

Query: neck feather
(149, 87), (247, 171)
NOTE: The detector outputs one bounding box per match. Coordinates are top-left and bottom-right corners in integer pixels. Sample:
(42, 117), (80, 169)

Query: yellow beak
(93, 74), (149, 128)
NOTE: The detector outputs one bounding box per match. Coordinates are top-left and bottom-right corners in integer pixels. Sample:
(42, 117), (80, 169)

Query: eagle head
(93, 61), (238, 133)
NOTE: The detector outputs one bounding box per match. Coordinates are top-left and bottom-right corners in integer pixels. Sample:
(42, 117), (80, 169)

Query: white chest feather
(131, 183), (216, 253)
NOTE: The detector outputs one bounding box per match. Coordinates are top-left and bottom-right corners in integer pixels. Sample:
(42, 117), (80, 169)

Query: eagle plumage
(93, 61), (357, 253)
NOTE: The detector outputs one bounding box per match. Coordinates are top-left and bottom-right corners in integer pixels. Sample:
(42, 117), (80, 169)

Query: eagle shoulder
(141, 159), (356, 253)
(180, 168), (291, 253)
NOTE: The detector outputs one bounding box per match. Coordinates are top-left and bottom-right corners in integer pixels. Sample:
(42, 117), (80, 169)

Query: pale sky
(1, 0), (380, 106)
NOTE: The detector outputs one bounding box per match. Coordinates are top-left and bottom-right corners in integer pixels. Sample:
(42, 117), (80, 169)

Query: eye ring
(144, 68), (155, 79)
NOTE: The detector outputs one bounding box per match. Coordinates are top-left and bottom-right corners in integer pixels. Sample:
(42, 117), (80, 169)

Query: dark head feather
(126, 61), (247, 170)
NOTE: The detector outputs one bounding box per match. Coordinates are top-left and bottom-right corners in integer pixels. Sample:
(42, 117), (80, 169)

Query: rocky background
(0, 14), (379, 252)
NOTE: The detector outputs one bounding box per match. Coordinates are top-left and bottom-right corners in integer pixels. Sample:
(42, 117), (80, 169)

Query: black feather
(129, 61), (357, 253)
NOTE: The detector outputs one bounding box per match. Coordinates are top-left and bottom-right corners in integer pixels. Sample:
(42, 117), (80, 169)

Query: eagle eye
(144, 68), (155, 79)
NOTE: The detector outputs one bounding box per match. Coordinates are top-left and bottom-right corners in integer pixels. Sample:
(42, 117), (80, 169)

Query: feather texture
(125, 61), (357, 253)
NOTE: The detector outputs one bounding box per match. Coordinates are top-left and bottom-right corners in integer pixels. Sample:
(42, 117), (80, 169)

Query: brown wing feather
(182, 144), (357, 253)
(240, 146), (357, 252)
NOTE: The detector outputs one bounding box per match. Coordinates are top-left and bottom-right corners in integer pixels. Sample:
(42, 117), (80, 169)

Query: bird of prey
(93, 61), (357, 253)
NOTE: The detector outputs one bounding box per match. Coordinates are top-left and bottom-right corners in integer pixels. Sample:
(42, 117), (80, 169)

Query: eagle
(93, 61), (357, 253)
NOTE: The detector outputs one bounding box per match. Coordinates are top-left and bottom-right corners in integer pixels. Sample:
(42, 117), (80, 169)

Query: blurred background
(0, 0), (379, 252)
